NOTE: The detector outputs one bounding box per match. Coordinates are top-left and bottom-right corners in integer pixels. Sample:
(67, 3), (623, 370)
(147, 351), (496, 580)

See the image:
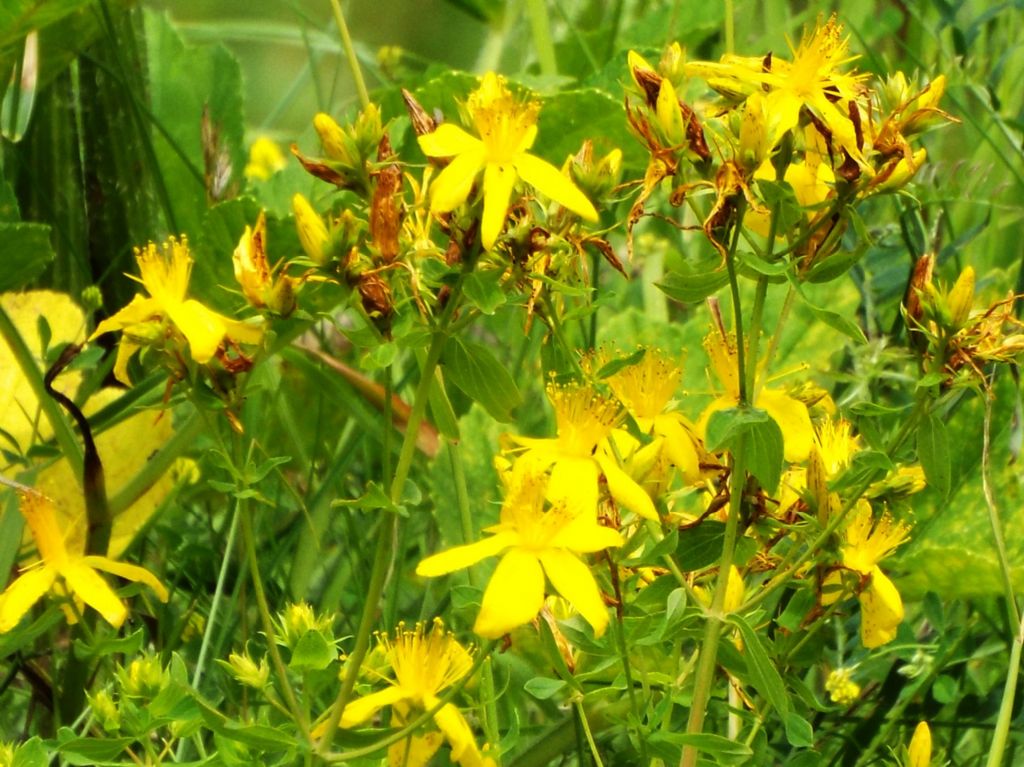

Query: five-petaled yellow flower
(699, 326), (814, 463)
(90, 237), (264, 385)
(0, 490), (168, 632)
(823, 500), (910, 648)
(417, 460), (624, 638)
(330, 619), (494, 767)
(417, 72), (598, 250)
(508, 383), (658, 520)
(687, 16), (868, 163)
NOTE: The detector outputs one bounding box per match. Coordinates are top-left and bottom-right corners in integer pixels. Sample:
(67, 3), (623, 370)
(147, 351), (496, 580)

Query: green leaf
(0, 222), (55, 291)
(332, 480), (406, 516)
(647, 732), (753, 765)
(12, 736), (47, 767)
(917, 411), (952, 498)
(657, 266), (729, 305)
(462, 269), (506, 315)
(289, 631), (335, 672)
(523, 676), (567, 700)
(783, 711), (815, 747)
(706, 406), (785, 493)
(676, 521), (727, 571)
(728, 613), (790, 717)
(787, 272), (866, 344)
(594, 347), (646, 379)
(72, 628), (144, 660)
(442, 337), (522, 422)
(57, 734), (135, 765)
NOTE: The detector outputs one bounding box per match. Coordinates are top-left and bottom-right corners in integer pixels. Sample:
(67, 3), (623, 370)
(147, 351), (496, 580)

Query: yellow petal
(538, 548), (609, 637)
(908, 721), (932, 767)
(596, 453), (659, 520)
(430, 149), (486, 213)
(0, 567), (56, 632)
(89, 295), (161, 341)
(112, 339), (141, 386)
(166, 300), (227, 363)
(61, 562), (127, 628)
(547, 457), (598, 516)
(474, 548), (544, 638)
(550, 517), (623, 553)
(757, 388), (813, 463)
(418, 124), (482, 158)
(224, 317), (265, 347)
(433, 702), (477, 764)
(83, 556), (169, 603)
(388, 732), (443, 767)
(513, 153), (598, 221)
(481, 162), (518, 250)
(340, 686), (408, 728)
(859, 567), (904, 649)
(416, 531), (519, 577)
(654, 413), (702, 484)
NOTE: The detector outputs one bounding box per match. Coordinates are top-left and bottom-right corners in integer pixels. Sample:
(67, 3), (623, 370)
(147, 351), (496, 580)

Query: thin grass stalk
(525, 0), (558, 77)
(328, 0), (369, 109)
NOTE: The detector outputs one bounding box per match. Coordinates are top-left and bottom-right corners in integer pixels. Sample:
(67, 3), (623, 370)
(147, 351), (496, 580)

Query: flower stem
(317, 288), (463, 753)
(525, 0), (558, 77)
(981, 385), (1023, 767)
(681, 212), (748, 767)
(574, 697), (606, 767)
(328, 0), (369, 109)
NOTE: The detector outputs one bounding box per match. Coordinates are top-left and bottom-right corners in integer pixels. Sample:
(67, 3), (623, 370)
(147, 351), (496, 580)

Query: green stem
(724, 0), (734, 55)
(680, 447), (746, 767)
(329, 0), (370, 109)
(981, 386), (1022, 767)
(744, 276), (769, 401)
(0, 305), (83, 476)
(317, 294), (461, 753)
(525, 0), (558, 77)
(986, 612), (1024, 767)
(681, 216), (748, 767)
(574, 698), (605, 767)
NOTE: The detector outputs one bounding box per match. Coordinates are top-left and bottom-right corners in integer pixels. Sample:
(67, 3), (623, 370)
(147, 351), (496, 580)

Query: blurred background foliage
(1, 0), (1023, 760)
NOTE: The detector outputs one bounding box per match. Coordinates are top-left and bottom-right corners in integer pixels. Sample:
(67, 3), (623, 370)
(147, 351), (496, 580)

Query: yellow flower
(417, 461), (624, 638)
(908, 721), (932, 767)
(293, 194), (331, 265)
(604, 348), (704, 484)
(417, 73), (598, 250)
(89, 237), (264, 385)
(699, 327), (814, 462)
(824, 667), (861, 706)
(688, 16), (868, 163)
(233, 212), (297, 316)
(508, 383), (658, 520)
(244, 136), (286, 181)
(824, 501), (911, 648)
(0, 490), (168, 632)
(332, 620), (493, 767)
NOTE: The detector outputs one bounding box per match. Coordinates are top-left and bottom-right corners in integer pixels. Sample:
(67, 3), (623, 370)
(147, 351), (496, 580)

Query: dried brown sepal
(580, 235), (627, 278)
(202, 105), (236, 202)
(401, 88), (437, 137)
(370, 134), (403, 264)
(290, 144), (350, 188)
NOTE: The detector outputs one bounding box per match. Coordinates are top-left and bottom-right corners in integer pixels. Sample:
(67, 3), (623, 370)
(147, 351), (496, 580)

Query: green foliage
(1, 1), (1023, 766)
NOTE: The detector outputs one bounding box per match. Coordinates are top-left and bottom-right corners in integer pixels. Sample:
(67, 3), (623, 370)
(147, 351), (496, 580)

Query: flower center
(468, 73), (539, 166)
(386, 619), (473, 703)
(548, 384), (622, 457)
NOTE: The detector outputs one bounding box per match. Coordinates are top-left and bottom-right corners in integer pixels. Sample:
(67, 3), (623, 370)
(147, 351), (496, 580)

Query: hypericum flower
(604, 348), (704, 485)
(244, 136), (286, 181)
(233, 212), (297, 316)
(825, 667), (861, 706)
(699, 326), (814, 462)
(417, 73), (598, 250)
(823, 500), (911, 648)
(687, 16), (868, 163)
(908, 721), (932, 767)
(331, 620), (494, 767)
(0, 491), (168, 632)
(89, 237), (264, 385)
(417, 461), (624, 638)
(508, 383), (658, 520)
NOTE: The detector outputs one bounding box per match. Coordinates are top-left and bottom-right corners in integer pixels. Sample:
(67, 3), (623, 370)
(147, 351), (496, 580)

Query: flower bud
(233, 212), (271, 307)
(88, 690), (121, 731)
(225, 651), (270, 689)
(723, 565), (744, 613)
(244, 136), (286, 181)
(947, 266), (975, 329)
(825, 667), (861, 706)
(293, 194), (330, 266)
(118, 655), (166, 698)
(313, 113), (350, 163)
(908, 721), (932, 767)
(655, 77), (687, 147)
